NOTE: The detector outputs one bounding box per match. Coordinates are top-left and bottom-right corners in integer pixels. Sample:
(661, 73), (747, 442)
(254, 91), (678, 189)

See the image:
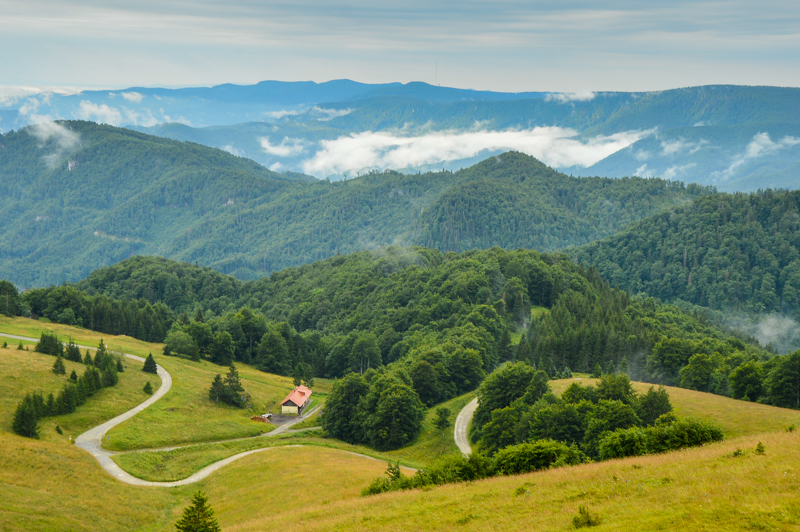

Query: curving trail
(454, 397), (478, 456)
(1, 332), (350, 486)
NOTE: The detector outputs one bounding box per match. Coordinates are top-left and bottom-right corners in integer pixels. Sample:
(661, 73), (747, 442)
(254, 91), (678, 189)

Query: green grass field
(3, 315), (800, 531)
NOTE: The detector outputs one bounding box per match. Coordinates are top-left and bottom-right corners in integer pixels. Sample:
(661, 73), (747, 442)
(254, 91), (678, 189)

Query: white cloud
(302, 127), (651, 177)
(27, 120), (81, 168)
(269, 162), (283, 171)
(545, 91), (596, 103)
(660, 138), (707, 156)
(310, 106), (352, 121)
(663, 163), (696, 180)
(634, 150), (651, 161)
(121, 91), (144, 103)
(222, 144), (245, 157)
(265, 109), (301, 120)
(714, 132), (800, 181)
(635, 164), (657, 177)
(260, 137), (306, 157)
(76, 100), (123, 125)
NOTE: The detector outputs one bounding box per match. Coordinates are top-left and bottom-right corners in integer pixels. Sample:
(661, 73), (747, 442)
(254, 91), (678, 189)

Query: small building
(280, 385), (312, 415)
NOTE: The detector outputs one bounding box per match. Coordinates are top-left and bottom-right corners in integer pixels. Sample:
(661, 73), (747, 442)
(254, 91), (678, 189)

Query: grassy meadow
(222, 430), (800, 532)
(3, 315), (800, 531)
(550, 378), (800, 438)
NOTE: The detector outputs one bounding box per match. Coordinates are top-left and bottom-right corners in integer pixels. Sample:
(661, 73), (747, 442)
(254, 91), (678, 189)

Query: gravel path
(454, 397), (478, 456)
(2, 332), (374, 486)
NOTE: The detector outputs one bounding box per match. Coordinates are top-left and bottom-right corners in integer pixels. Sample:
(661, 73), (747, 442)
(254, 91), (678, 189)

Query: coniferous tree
(70, 369), (78, 382)
(12, 395), (39, 438)
(516, 337), (531, 365)
(84, 350), (93, 365)
(174, 491), (221, 532)
(208, 374), (224, 402)
(143, 381), (154, 395)
(17, 341), (23, 350)
(292, 365), (303, 387)
(116, 358), (124, 372)
(143, 353), (158, 374)
(65, 340), (82, 363)
(498, 328), (512, 362)
(195, 309), (205, 323)
(52, 356), (66, 375)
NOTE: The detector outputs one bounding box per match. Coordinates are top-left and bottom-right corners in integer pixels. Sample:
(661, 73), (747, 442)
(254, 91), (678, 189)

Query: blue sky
(1, 0), (798, 91)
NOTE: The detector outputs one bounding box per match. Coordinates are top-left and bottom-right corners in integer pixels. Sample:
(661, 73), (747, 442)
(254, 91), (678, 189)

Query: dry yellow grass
(223, 431), (800, 532)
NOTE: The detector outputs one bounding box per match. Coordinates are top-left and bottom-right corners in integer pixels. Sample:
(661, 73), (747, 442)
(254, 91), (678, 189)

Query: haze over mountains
(3, 81), (800, 191)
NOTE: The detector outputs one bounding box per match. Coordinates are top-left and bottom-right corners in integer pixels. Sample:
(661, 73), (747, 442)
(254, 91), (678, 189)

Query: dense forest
(570, 189), (800, 352)
(0, 121), (707, 286)
(8, 246), (797, 432)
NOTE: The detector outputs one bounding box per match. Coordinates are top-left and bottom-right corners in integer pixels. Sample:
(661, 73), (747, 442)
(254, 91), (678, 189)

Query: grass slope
(224, 431), (800, 532)
(550, 378), (800, 438)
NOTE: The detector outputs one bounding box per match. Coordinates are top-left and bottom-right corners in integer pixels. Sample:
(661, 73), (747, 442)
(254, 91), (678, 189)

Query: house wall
(282, 404), (299, 415)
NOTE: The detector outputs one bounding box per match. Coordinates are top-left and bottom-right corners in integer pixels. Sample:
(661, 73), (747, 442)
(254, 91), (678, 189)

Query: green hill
(0, 122), (708, 287)
(570, 189), (800, 351)
(0, 121), (297, 287)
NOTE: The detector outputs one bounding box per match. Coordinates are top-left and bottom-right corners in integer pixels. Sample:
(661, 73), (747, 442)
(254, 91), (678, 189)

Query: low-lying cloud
(714, 132), (800, 182)
(727, 313), (800, 354)
(264, 106), (352, 121)
(77, 101), (123, 125)
(302, 127), (651, 177)
(75, 100), (164, 127)
(27, 120), (81, 168)
(260, 136), (306, 156)
(121, 91), (144, 103)
(660, 138), (707, 156)
(545, 91), (596, 103)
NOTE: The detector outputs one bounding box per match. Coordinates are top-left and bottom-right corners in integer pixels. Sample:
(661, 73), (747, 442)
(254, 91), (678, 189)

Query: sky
(1, 0), (799, 93)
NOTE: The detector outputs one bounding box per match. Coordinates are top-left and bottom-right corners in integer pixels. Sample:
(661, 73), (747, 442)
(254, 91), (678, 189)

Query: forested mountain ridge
(570, 189), (800, 350)
(0, 121), (298, 287)
(0, 122), (707, 287)
(14, 246), (797, 414)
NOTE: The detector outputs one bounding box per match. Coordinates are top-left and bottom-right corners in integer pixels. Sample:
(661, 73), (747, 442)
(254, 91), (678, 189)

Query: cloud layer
(715, 132), (800, 181)
(302, 127), (650, 176)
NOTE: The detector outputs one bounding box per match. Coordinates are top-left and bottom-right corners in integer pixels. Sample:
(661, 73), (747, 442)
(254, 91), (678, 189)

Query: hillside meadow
(2, 316), (800, 531)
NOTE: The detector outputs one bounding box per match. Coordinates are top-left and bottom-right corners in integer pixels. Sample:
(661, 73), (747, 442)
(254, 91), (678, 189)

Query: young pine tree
(174, 491), (221, 532)
(12, 396), (39, 438)
(143, 381), (154, 395)
(208, 374), (224, 403)
(116, 358), (124, 372)
(84, 350), (93, 365)
(52, 356), (66, 375)
(143, 353), (158, 374)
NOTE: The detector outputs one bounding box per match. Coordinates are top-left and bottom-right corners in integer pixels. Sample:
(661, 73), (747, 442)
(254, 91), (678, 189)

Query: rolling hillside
(570, 189), (800, 352)
(0, 122), (706, 286)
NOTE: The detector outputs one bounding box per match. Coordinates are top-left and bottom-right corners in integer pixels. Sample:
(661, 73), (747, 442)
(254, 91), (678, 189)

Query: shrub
(493, 440), (585, 476)
(598, 427), (648, 460)
(572, 506), (601, 528)
(143, 381), (154, 395)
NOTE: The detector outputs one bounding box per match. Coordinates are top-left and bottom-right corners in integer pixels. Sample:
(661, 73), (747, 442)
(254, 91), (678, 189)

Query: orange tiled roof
(281, 385), (312, 408)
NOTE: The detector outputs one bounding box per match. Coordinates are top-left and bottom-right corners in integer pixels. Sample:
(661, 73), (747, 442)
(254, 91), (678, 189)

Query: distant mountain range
(2, 81), (799, 191)
(0, 122), (704, 287)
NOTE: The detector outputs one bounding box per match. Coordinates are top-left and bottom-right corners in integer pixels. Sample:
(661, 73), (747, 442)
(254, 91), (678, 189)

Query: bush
(572, 506), (601, 528)
(598, 427), (648, 460)
(493, 440), (586, 475)
(598, 417), (724, 459)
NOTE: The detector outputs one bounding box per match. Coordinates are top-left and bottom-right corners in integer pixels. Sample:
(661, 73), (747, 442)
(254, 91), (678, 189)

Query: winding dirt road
(1, 332), (338, 486)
